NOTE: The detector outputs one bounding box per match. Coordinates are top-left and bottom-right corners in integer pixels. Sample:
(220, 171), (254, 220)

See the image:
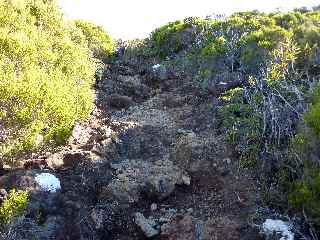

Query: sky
(59, 0), (320, 40)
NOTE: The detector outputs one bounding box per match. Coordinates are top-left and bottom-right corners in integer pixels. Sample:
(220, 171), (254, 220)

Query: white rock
(182, 175), (191, 185)
(151, 203), (157, 211)
(35, 173), (61, 193)
(262, 219), (294, 240)
(152, 64), (161, 71)
(96, 68), (104, 79)
(34, 134), (44, 146)
(134, 212), (159, 238)
(71, 122), (81, 139)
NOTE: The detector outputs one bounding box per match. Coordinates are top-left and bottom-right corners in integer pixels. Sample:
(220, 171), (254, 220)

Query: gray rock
(63, 150), (90, 168)
(161, 215), (241, 240)
(151, 203), (157, 211)
(116, 125), (166, 160)
(85, 202), (119, 236)
(0, 188), (7, 204)
(46, 153), (64, 169)
(108, 94), (134, 109)
(145, 176), (176, 200)
(105, 158), (190, 203)
(171, 132), (228, 173)
(152, 64), (168, 80)
(134, 212), (159, 238)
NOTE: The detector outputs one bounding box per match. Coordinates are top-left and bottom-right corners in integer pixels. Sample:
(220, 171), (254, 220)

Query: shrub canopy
(0, 0), (103, 159)
(73, 19), (115, 62)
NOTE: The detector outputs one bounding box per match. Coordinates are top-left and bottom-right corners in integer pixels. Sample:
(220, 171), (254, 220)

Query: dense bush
(0, 0), (98, 161)
(217, 88), (262, 168)
(0, 189), (28, 226)
(149, 17), (209, 59)
(73, 20), (114, 62)
(306, 88), (320, 134)
(286, 128), (320, 227)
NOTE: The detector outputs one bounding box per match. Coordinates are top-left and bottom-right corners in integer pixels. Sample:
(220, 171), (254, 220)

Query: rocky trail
(0, 63), (264, 239)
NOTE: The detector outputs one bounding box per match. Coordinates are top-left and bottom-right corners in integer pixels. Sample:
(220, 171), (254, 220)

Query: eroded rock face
(89, 204), (118, 232)
(45, 150), (92, 169)
(151, 64), (169, 81)
(162, 93), (188, 108)
(161, 215), (196, 240)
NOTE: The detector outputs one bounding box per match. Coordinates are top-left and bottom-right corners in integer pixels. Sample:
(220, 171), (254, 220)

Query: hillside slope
(0, 61), (262, 239)
(0, 5), (320, 240)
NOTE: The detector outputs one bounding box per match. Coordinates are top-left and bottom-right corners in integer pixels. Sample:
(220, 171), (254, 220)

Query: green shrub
(73, 20), (114, 62)
(0, 0), (97, 161)
(287, 114), (320, 227)
(200, 36), (227, 57)
(149, 17), (209, 59)
(272, 12), (304, 29)
(288, 168), (320, 226)
(306, 104), (320, 135)
(217, 88), (262, 168)
(149, 20), (185, 58)
(305, 86), (320, 135)
(122, 38), (154, 65)
(0, 189), (29, 226)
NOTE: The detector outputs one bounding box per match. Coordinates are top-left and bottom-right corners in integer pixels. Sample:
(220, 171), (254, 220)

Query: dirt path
(0, 63), (261, 240)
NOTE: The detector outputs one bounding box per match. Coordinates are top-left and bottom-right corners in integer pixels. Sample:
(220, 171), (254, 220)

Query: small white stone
(182, 175), (191, 185)
(223, 158), (231, 164)
(34, 134), (44, 146)
(218, 81), (228, 85)
(151, 203), (157, 211)
(152, 64), (161, 71)
(187, 208), (193, 213)
(262, 219), (294, 240)
(134, 212), (159, 238)
(96, 68), (104, 79)
(35, 173), (61, 193)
